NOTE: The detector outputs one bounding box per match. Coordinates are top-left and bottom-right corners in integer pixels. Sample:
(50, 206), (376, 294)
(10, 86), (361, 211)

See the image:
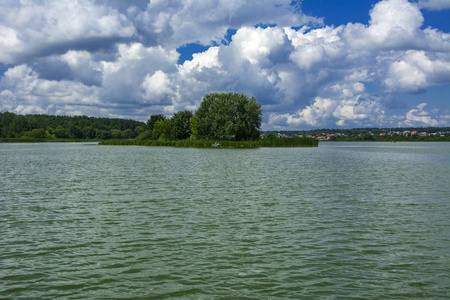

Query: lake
(1, 142), (449, 299)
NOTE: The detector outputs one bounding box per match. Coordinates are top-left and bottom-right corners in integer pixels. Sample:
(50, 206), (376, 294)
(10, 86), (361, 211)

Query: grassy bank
(99, 137), (319, 148)
(0, 138), (99, 143)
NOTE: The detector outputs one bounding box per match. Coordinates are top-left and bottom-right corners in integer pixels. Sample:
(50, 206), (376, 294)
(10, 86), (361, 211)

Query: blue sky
(0, 0), (449, 130)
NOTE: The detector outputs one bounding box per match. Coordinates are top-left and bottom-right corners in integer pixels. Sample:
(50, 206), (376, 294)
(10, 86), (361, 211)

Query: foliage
(100, 137), (318, 148)
(193, 92), (262, 140)
(172, 110), (193, 140)
(136, 130), (153, 140)
(147, 114), (166, 132)
(0, 111), (145, 140)
(55, 126), (70, 138)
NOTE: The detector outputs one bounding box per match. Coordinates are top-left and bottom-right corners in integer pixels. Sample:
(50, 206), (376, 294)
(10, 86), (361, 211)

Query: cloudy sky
(0, 0), (449, 129)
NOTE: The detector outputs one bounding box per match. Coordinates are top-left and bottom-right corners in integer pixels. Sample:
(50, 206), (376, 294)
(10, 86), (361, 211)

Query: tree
(189, 115), (199, 138)
(123, 128), (135, 139)
(69, 125), (83, 139)
(193, 92), (262, 140)
(147, 114), (166, 132)
(152, 118), (173, 140)
(55, 126), (70, 138)
(134, 126), (144, 136)
(362, 133), (374, 141)
(110, 129), (123, 139)
(30, 128), (46, 138)
(172, 110), (193, 140)
(82, 126), (96, 139)
(152, 120), (165, 140)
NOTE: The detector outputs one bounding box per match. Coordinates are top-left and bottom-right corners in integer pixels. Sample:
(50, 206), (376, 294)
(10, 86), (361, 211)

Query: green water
(1, 142), (449, 299)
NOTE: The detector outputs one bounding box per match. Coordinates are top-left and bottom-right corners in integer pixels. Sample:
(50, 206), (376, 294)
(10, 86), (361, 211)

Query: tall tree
(147, 114), (166, 132)
(172, 110), (193, 140)
(193, 92), (262, 140)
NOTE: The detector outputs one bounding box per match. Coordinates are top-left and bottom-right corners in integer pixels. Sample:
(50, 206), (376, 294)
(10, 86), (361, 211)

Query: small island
(100, 92), (318, 148)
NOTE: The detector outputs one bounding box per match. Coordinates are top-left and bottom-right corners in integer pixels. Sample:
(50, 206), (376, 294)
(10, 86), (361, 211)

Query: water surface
(1, 142), (449, 298)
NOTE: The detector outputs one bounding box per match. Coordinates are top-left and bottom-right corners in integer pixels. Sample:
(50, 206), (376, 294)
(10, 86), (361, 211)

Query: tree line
(0, 112), (145, 139)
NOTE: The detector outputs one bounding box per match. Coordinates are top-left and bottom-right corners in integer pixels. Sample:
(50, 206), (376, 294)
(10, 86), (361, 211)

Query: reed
(99, 137), (318, 148)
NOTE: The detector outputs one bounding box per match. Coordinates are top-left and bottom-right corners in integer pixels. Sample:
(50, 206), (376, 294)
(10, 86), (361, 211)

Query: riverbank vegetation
(100, 136), (319, 148)
(0, 138), (98, 143)
(0, 112), (145, 140)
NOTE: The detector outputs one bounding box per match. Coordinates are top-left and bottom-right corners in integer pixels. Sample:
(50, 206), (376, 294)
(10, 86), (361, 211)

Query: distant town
(262, 127), (450, 142)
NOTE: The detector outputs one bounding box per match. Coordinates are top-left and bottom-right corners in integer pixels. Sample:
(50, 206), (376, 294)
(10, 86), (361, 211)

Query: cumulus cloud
(268, 81), (385, 128)
(416, 0), (450, 10)
(141, 70), (173, 102)
(384, 51), (450, 93)
(0, 64), (101, 116)
(0, 0), (135, 64)
(0, 0), (449, 128)
(133, 0), (320, 47)
(400, 103), (440, 126)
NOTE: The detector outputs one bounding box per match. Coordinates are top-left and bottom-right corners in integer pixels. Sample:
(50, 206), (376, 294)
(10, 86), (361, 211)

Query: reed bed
(99, 137), (318, 148)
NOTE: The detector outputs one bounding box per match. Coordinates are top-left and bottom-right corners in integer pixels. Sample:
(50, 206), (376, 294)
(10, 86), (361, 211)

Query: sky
(0, 0), (449, 130)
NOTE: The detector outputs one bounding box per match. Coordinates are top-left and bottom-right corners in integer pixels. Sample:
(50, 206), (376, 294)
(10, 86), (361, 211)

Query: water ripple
(1, 142), (449, 298)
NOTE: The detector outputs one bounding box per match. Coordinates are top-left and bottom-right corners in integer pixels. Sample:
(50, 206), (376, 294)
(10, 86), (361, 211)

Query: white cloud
(14, 104), (46, 115)
(384, 51), (450, 93)
(400, 103), (440, 126)
(268, 82), (385, 128)
(416, 0), (450, 10)
(134, 0), (321, 47)
(0, 0), (135, 64)
(100, 43), (179, 104)
(0, 64), (100, 116)
(286, 26), (344, 70)
(342, 0), (428, 50)
(179, 46), (221, 74)
(141, 70), (173, 102)
(228, 26), (289, 66)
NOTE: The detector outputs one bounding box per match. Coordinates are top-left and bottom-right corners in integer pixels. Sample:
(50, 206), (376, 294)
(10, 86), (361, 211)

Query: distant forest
(0, 112), (145, 139)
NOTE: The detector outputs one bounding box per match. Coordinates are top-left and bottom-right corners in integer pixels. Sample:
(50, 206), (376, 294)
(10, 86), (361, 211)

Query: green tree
(96, 129), (111, 139)
(30, 128), (46, 138)
(152, 120), (165, 140)
(194, 92), (262, 140)
(82, 126), (96, 139)
(362, 133), (374, 141)
(152, 119), (173, 140)
(189, 115), (199, 138)
(172, 110), (193, 140)
(147, 114), (166, 132)
(55, 126), (70, 138)
(110, 129), (123, 139)
(136, 130), (152, 140)
(69, 125), (83, 139)
(123, 128), (135, 139)
(134, 126), (144, 136)
(163, 118), (173, 139)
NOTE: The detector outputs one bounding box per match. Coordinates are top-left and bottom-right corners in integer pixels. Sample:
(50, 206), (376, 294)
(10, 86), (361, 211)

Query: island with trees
(100, 92), (318, 148)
